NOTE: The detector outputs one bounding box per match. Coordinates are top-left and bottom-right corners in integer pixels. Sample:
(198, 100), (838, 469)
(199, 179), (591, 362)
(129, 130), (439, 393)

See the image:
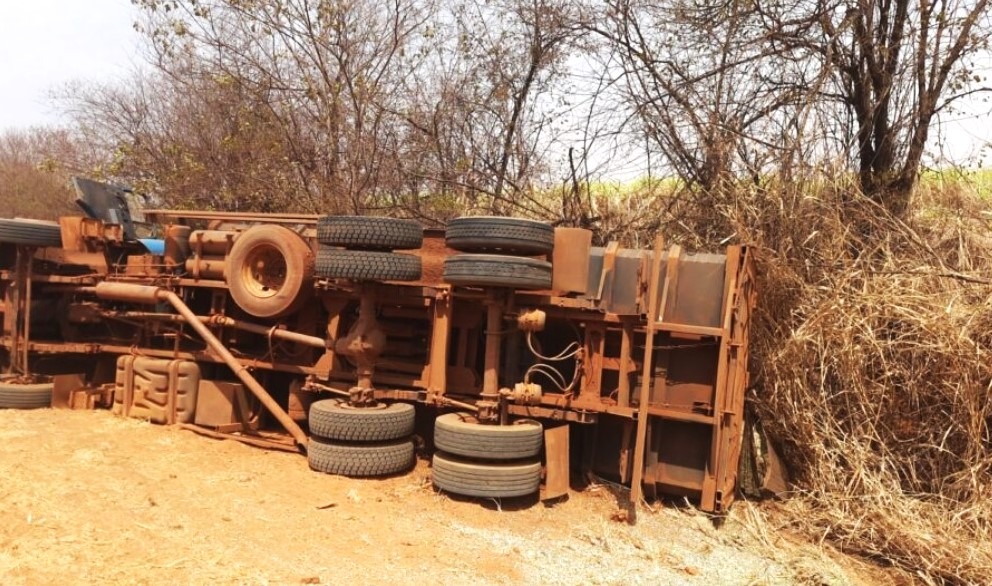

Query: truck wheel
(434, 413), (543, 460)
(432, 451), (541, 498)
(315, 249), (422, 282)
(309, 400), (415, 442)
(0, 381), (53, 409)
(443, 254), (552, 290)
(317, 216), (423, 250)
(445, 217), (553, 255)
(0, 218), (62, 248)
(225, 225), (314, 319)
(308, 437), (415, 477)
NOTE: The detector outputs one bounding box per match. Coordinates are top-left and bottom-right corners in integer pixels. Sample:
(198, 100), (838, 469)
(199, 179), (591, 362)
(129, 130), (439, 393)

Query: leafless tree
(0, 128), (84, 219)
(759, 0), (991, 215)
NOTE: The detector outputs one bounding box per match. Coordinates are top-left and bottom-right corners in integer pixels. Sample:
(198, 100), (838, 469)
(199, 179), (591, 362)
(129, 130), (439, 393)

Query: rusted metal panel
(664, 253), (726, 329)
(580, 323), (607, 402)
(113, 356), (200, 424)
(194, 380), (248, 429)
(51, 373), (86, 409)
(551, 228), (592, 294)
(646, 419), (709, 493)
(649, 344), (719, 413)
(125, 254), (164, 277)
(586, 246), (647, 315)
(542, 424), (570, 500)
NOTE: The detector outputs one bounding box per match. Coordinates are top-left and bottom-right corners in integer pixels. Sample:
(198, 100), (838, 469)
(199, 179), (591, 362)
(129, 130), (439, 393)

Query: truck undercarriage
(0, 178), (755, 513)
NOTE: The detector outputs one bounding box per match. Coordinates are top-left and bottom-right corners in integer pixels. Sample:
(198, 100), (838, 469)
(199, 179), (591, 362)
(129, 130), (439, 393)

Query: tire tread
(432, 452), (541, 498)
(445, 217), (553, 255)
(309, 400), (415, 442)
(317, 216), (423, 250)
(308, 438), (414, 477)
(315, 249), (422, 281)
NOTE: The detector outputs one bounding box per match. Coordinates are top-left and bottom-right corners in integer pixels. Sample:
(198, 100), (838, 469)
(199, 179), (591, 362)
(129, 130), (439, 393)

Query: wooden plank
(541, 425), (570, 500)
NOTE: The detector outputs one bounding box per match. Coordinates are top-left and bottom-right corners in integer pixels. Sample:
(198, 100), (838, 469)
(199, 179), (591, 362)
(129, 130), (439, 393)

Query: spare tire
(225, 225), (314, 319)
(315, 249), (422, 282)
(309, 400), (415, 442)
(432, 452), (541, 498)
(0, 380), (53, 409)
(308, 437), (415, 477)
(443, 254), (552, 290)
(445, 217), (553, 255)
(317, 216), (423, 250)
(0, 218), (62, 248)
(434, 413), (543, 460)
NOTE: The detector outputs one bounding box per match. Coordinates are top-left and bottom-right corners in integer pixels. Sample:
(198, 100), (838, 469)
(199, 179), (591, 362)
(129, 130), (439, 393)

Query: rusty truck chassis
(0, 205), (754, 514)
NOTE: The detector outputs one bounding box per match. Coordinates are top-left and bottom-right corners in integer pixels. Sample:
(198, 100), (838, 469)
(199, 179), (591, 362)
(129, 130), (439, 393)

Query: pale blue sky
(0, 0), (987, 166)
(0, 0), (141, 130)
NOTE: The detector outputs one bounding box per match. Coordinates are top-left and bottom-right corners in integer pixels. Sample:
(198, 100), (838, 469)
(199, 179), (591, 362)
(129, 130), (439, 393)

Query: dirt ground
(0, 409), (894, 586)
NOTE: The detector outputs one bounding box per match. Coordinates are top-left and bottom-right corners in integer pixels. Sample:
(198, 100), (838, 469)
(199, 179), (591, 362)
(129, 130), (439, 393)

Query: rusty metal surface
(194, 380), (250, 428)
(114, 356), (200, 424)
(662, 252), (726, 329)
(144, 209), (320, 225)
(542, 424), (570, 500)
(551, 228), (592, 294)
(0, 202), (755, 514)
(585, 246), (647, 315)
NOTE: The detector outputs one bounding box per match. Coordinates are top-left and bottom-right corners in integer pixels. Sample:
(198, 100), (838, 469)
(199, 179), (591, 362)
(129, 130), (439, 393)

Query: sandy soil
(0, 408), (892, 586)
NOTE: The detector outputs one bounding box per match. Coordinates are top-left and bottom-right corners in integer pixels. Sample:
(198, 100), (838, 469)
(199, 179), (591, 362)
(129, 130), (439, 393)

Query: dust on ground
(0, 409), (895, 585)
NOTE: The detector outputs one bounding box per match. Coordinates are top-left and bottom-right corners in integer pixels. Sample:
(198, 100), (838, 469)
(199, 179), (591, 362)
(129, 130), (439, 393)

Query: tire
(317, 216), (423, 250)
(0, 381), (53, 409)
(445, 217), (553, 255)
(434, 413), (543, 460)
(225, 225), (314, 319)
(309, 400), (415, 442)
(0, 218), (62, 247)
(443, 254), (552, 290)
(308, 437), (415, 477)
(432, 452), (541, 498)
(315, 249), (422, 282)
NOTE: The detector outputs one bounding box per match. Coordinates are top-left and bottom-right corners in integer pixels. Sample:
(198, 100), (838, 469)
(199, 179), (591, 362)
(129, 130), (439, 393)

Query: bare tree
(760, 0), (992, 215)
(584, 1), (803, 193)
(61, 0), (580, 219)
(62, 70), (304, 212)
(131, 0), (436, 213)
(0, 128), (83, 219)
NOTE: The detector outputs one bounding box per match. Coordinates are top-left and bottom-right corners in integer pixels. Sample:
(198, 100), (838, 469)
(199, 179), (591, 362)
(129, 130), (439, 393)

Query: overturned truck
(0, 178), (755, 513)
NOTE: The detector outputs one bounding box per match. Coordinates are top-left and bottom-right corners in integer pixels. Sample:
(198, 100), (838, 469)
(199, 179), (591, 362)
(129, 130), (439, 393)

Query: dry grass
(614, 174), (992, 584)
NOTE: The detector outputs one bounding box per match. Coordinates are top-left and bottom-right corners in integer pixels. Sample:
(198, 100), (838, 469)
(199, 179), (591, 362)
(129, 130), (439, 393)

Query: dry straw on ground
(605, 175), (992, 585)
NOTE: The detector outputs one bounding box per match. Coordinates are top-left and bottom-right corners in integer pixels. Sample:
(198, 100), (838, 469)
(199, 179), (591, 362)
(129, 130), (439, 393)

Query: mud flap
(541, 424), (570, 500)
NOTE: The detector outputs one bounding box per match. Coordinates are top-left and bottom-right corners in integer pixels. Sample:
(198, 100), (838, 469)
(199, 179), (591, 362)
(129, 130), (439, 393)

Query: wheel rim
(242, 243), (287, 298)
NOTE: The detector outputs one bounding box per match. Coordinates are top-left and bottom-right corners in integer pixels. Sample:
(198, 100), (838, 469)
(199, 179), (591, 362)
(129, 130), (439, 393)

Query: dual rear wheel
(307, 399), (416, 477)
(443, 217), (554, 290)
(431, 413), (543, 499)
